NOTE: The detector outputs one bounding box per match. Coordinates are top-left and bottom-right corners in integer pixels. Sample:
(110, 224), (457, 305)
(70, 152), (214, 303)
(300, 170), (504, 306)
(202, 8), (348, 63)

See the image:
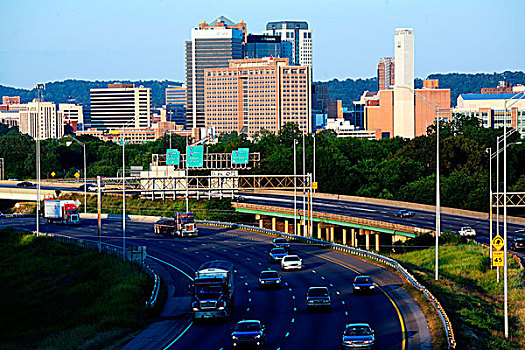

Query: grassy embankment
(390, 237), (525, 349)
(0, 227), (163, 349)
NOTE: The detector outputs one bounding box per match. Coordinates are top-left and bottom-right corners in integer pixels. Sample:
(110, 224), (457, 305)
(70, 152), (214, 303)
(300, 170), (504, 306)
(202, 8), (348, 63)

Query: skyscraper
(185, 17), (245, 129)
(393, 28), (415, 138)
(263, 21), (312, 67)
(90, 84), (151, 130)
(377, 57), (395, 90)
(19, 100), (63, 140)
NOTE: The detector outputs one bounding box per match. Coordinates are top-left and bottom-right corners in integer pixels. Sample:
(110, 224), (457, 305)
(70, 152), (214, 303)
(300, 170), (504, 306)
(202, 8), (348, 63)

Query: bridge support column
(342, 229), (347, 245)
(317, 225), (322, 239)
(297, 222), (301, 236)
(365, 230), (370, 250)
(375, 233), (380, 252)
(330, 227), (335, 242)
(351, 229), (356, 247)
(284, 220), (289, 234)
(271, 217), (276, 231)
(259, 218), (264, 229)
(325, 227), (330, 241)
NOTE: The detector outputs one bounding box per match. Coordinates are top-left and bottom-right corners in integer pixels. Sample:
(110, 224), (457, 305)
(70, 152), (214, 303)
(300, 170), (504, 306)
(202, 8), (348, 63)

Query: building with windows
(90, 83), (151, 130)
(377, 57), (395, 91)
(263, 21), (312, 67)
(204, 57), (311, 135)
(244, 34), (293, 63)
(58, 103), (84, 132)
(455, 92), (525, 137)
(166, 85), (186, 106)
(2, 96), (20, 105)
(186, 18), (245, 130)
(19, 100), (63, 140)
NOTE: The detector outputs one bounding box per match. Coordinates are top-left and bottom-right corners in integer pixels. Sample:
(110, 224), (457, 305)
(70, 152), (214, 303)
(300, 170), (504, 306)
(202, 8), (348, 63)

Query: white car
(459, 226), (476, 237)
(281, 255), (303, 270)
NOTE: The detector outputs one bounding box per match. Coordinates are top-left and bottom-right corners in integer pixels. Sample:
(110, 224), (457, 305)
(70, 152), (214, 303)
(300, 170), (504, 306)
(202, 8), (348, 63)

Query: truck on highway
(191, 260), (235, 320)
(153, 212), (198, 237)
(43, 199), (81, 225)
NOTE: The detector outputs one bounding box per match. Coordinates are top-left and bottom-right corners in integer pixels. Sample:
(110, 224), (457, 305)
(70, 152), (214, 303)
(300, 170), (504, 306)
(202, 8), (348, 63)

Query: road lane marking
(285, 332), (290, 337)
(162, 321), (193, 350)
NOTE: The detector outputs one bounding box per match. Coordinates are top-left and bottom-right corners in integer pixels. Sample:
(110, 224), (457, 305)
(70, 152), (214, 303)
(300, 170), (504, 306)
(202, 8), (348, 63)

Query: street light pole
(65, 135), (87, 214)
(36, 138), (40, 235)
(294, 139), (298, 235)
(302, 133), (306, 236)
(122, 128), (126, 261)
(486, 147), (493, 267)
(312, 133), (316, 189)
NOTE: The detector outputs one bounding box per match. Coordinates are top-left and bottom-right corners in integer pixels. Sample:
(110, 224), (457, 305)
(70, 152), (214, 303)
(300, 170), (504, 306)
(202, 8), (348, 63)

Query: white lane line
(292, 295), (295, 300)
(336, 291), (341, 295)
(205, 255), (209, 258)
(342, 301), (345, 305)
(247, 307), (250, 312)
(249, 298), (252, 302)
(289, 288), (293, 292)
(285, 282), (289, 286)
(345, 311), (349, 316)
(312, 270), (316, 273)
(248, 290), (251, 294)
(258, 262), (262, 265)
(291, 318), (295, 323)
(321, 276), (325, 280)
(195, 251), (199, 254)
(183, 247), (187, 250)
(330, 283), (334, 287)
(245, 282), (248, 286)
(294, 307), (297, 312)
(285, 332), (290, 337)
(246, 257), (251, 261)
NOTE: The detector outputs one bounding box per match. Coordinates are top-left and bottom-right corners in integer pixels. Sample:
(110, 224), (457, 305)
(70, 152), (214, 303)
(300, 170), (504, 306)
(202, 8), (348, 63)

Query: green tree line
(2, 114), (524, 212)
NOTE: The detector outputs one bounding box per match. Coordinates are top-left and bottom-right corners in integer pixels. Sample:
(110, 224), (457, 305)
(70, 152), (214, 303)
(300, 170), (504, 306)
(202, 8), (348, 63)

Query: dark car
(394, 209), (413, 218)
(269, 247), (288, 262)
(78, 183), (96, 191)
(231, 320), (266, 348)
(342, 323), (375, 348)
(306, 286), (331, 311)
(17, 181), (34, 187)
(511, 238), (525, 251)
(258, 269), (282, 289)
(232, 195), (246, 202)
(272, 237), (290, 251)
(353, 275), (375, 295)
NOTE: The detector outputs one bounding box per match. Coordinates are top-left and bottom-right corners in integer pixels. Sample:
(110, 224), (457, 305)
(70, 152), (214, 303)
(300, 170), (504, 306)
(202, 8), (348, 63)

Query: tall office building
(186, 18), (245, 129)
(166, 85), (187, 127)
(19, 100), (63, 140)
(377, 57), (395, 90)
(263, 21), (312, 67)
(393, 28), (415, 138)
(90, 84), (151, 130)
(204, 57), (311, 135)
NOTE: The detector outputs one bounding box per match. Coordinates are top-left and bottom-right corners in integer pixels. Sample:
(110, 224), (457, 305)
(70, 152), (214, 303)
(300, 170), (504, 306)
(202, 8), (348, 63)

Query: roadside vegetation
(0, 227), (162, 349)
(390, 237), (525, 349)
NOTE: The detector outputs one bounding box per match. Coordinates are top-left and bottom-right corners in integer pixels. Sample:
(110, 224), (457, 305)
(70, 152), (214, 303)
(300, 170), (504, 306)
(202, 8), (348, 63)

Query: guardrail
(33, 231), (160, 308)
(197, 219), (456, 349)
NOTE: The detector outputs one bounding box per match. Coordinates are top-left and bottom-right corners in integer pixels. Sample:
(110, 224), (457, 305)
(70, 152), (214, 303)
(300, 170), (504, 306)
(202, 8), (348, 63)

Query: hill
(0, 79), (182, 108)
(319, 70), (525, 106)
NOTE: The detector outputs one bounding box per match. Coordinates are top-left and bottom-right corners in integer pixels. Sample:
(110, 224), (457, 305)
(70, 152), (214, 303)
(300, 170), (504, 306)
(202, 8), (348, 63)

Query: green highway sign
(186, 145), (204, 168)
(232, 148), (249, 164)
(166, 149), (180, 165)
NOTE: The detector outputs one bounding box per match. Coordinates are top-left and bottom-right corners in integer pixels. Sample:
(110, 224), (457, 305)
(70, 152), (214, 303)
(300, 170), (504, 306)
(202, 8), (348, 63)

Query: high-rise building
(90, 83), (151, 130)
(58, 104), (84, 132)
(263, 21), (312, 67)
(19, 100), (63, 140)
(377, 57), (395, 90)
(393, 28), (415, 138)
(186, 17), (245, 129)
(204, 57), (311, 135)
(166, 85), (186, 106)
(244, 34), (293, 63)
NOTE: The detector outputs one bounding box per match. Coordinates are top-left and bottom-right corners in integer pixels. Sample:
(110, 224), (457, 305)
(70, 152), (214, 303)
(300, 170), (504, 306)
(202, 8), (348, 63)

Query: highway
(0, 216), (428, 349)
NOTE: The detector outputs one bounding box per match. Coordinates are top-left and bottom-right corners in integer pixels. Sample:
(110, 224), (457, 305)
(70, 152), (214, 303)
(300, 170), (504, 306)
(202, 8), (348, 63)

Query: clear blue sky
(1, 0), (524, 89)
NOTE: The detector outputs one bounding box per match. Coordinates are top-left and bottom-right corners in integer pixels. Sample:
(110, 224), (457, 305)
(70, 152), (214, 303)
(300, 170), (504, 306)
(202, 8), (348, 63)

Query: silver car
(281, 255), (303, 270)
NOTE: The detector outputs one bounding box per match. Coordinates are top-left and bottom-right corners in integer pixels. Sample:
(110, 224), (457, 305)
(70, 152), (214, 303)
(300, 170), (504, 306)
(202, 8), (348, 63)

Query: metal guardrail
(197, 219), (457, 349)
(33, 231), (160, 308)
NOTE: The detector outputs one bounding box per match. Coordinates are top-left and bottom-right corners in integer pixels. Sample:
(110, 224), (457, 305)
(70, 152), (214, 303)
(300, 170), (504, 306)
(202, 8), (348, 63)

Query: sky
(0, 0), (524, 89)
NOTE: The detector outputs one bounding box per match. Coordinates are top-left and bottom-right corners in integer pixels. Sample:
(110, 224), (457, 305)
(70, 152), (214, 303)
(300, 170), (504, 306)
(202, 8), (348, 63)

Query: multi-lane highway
(0, 215), (430, 349)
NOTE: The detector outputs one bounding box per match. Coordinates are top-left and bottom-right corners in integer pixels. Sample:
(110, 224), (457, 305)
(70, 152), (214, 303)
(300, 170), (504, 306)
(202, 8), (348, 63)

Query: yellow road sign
(492, 251), (504, 267)
(74, 172), (80, 178)
(312, 182), (318, 190)
(491, 235), (504, 251)
(51, 171), (56, 177)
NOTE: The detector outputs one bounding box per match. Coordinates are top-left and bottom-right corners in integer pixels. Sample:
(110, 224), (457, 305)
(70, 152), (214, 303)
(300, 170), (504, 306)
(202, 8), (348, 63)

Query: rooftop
(460, 93), (525, 100)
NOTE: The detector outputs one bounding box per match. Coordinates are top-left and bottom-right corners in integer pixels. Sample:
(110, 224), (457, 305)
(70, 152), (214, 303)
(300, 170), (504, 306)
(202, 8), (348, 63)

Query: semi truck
(153, 212), (198, 237)
(43, 199), (81, 225)
(191, 260), (235, 320)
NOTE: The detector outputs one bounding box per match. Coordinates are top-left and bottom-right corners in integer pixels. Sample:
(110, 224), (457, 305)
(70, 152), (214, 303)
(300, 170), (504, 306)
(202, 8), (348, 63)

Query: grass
(0, 227), (163, 349)
(390, 241), (525, 349)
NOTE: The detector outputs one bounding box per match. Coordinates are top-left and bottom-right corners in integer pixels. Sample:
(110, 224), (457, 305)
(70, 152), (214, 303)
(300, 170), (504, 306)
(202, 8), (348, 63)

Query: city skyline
(1, 0), (524, 89)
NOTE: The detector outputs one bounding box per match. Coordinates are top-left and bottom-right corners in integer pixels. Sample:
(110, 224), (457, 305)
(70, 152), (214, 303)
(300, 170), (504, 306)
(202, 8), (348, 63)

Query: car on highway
(268, 247), (288, 262)
(17, 181), (34, 187)
(511, 238), (525, 251)
(353, 275), (375, 295)
(77, 183), (95, 191)
(232, 195), (246, 202)
(306, 286), (331, 311)
(272, 237), (291, 251)
(231, 320), (266, 348)
(394, 209), (413, 218)
(87, 183), (105, 192)
(281, 254), (303, 270)
(342, 323), (375, 349)
(458, 226), (476, 237)
(258, 269), (282, 289)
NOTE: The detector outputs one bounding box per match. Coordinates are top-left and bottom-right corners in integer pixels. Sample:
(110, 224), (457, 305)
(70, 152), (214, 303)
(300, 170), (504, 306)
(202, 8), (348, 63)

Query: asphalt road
(0, 216), (427, 349)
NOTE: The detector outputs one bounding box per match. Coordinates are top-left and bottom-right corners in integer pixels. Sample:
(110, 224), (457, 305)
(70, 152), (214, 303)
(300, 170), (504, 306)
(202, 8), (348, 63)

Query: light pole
(65, 135), (87, 214)
(35, 84), (44, 235)
(397, 84), (446, 281)
(302, 133), (306, 236)
(185, 133), (189, 213)
(503, 91), (525, 339)
(122, 128), (126, 260)
(312, 133), (316, 189)
(294, 139), (298, 235)
(486, 147), (493, 267)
